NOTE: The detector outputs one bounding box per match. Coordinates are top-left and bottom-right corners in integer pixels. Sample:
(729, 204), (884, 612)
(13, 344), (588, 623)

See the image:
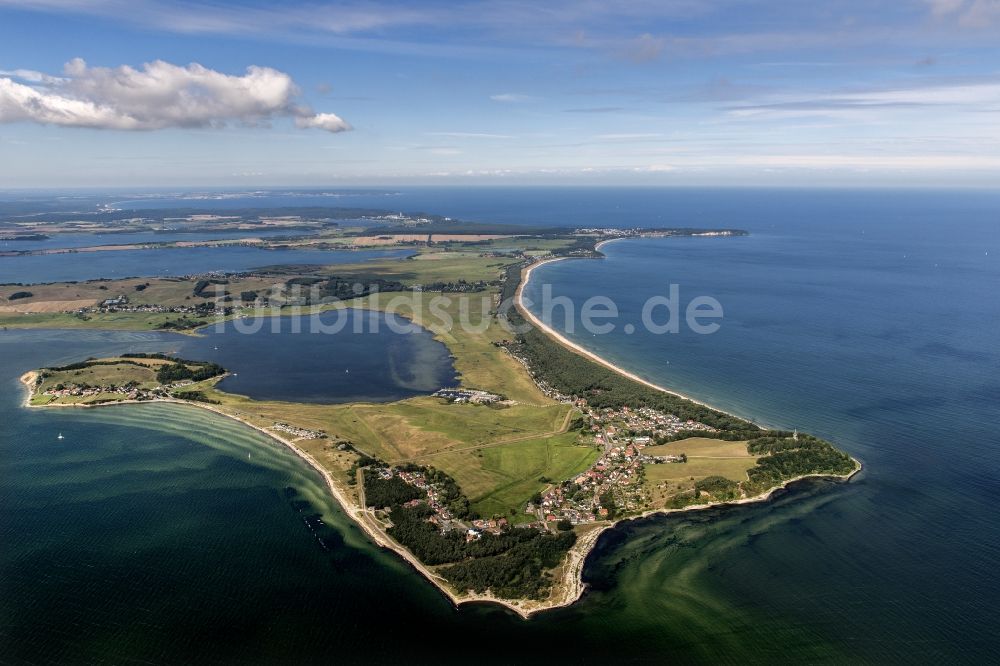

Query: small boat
(57, 432), (64, 440)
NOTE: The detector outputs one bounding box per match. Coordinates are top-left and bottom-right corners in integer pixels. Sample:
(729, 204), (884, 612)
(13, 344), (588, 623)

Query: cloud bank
(0, 58), (351, 132)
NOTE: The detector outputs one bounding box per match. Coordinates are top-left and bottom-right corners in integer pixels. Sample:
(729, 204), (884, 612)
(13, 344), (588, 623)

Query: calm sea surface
(1, 187), (999, 663)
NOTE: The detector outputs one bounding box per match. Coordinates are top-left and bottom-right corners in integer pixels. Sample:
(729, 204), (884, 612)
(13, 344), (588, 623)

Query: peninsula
(13, 218), (859, 617)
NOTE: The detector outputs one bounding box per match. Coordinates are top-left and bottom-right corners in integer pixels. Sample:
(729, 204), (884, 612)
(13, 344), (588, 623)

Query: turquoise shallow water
(2, 188), (999, 663)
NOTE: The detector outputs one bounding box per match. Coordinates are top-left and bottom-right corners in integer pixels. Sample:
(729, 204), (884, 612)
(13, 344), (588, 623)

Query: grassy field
(429, 431), (599, 519)
(435, 237), (575, 253)
(205, 389), (570, 459)
(192, 387), (581, 518)
(17, 246), (594, 520)
(0, 311), (202, 330)
(644, 437), (753, 458)
(319, 249), (520, 284)
(643, 437), (758, 506)
(190, 313), (576, 517)
(30, 357), (187, 405)
(1, 249), (520, 324)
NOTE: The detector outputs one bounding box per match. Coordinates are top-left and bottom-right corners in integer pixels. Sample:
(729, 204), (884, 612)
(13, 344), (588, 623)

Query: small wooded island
(12, 214), (860, 617)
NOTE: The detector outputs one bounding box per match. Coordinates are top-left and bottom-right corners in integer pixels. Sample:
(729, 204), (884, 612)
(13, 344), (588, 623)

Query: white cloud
(726, 80), (1000, 121)
(490, 93), (532, 103)
(0, 58), (351, 132)
(295, 112), (351, 132)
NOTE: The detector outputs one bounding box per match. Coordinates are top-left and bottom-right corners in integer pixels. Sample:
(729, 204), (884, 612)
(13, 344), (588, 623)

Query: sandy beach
(515, 247), (747, 418)
(17, 372), (553, 619)
(18, 254), (861, 619)
(18, 367), (860, 620)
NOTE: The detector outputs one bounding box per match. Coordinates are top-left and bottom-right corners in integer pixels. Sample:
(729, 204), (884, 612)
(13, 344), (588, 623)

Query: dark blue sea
(1, 187), (999, 663)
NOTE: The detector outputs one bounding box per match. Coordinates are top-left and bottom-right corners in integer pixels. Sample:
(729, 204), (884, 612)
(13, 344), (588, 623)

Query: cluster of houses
(366, 212), (439, 226)
(85, 302), (229, 317)
(100, 295), (129, 308)
(376, 467), (459, 528)
(433, 388), (504, 405)
(529, 405), (716, 524)
(532, 440), (647, 524)
(470, 518), (508, 538)
(587, 405), (716, 445)
(42, 381), (168, 402)
(272, 422), (326, 440)
(574, 227), (646, 237)
(375, 467), (526, 542)
(498, 342), (726, 524)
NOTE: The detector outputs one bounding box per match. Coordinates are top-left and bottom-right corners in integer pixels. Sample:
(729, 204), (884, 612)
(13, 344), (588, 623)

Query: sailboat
(57, 432), (64, 440)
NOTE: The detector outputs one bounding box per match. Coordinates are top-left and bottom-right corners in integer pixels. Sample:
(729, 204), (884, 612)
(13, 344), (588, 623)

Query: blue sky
(1, 0), (1000, 187)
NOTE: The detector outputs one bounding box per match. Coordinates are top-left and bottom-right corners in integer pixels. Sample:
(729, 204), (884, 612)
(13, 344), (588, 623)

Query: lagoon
(0, 246), (412, 283)
(0, 228), (310, 253)
(182, 309), (457, 403)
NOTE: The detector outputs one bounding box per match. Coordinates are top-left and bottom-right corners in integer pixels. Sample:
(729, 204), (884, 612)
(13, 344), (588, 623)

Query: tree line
(359, 457), (578, 600)
(514, 326), (750, 431)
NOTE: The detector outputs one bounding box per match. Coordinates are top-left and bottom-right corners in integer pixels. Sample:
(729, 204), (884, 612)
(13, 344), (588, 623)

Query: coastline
(19, 377), (859, 619)
(515, 246), (748, 419)
(512, 245), (862, 607)
(17, 372), (549, 620)
(17, 245), (861, 619)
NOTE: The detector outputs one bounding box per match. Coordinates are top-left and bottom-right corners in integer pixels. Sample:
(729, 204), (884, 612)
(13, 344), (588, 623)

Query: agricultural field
(318, 249), (520, 284)
(0, 310), (203, 330)
(192, 389), (581, 520)
(13, 242), (593, 521)
(429, 431), (600, 520)
(0, 248), (522, 325)
(643, 437), (758, 506)
(0, 275), (280, 313)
